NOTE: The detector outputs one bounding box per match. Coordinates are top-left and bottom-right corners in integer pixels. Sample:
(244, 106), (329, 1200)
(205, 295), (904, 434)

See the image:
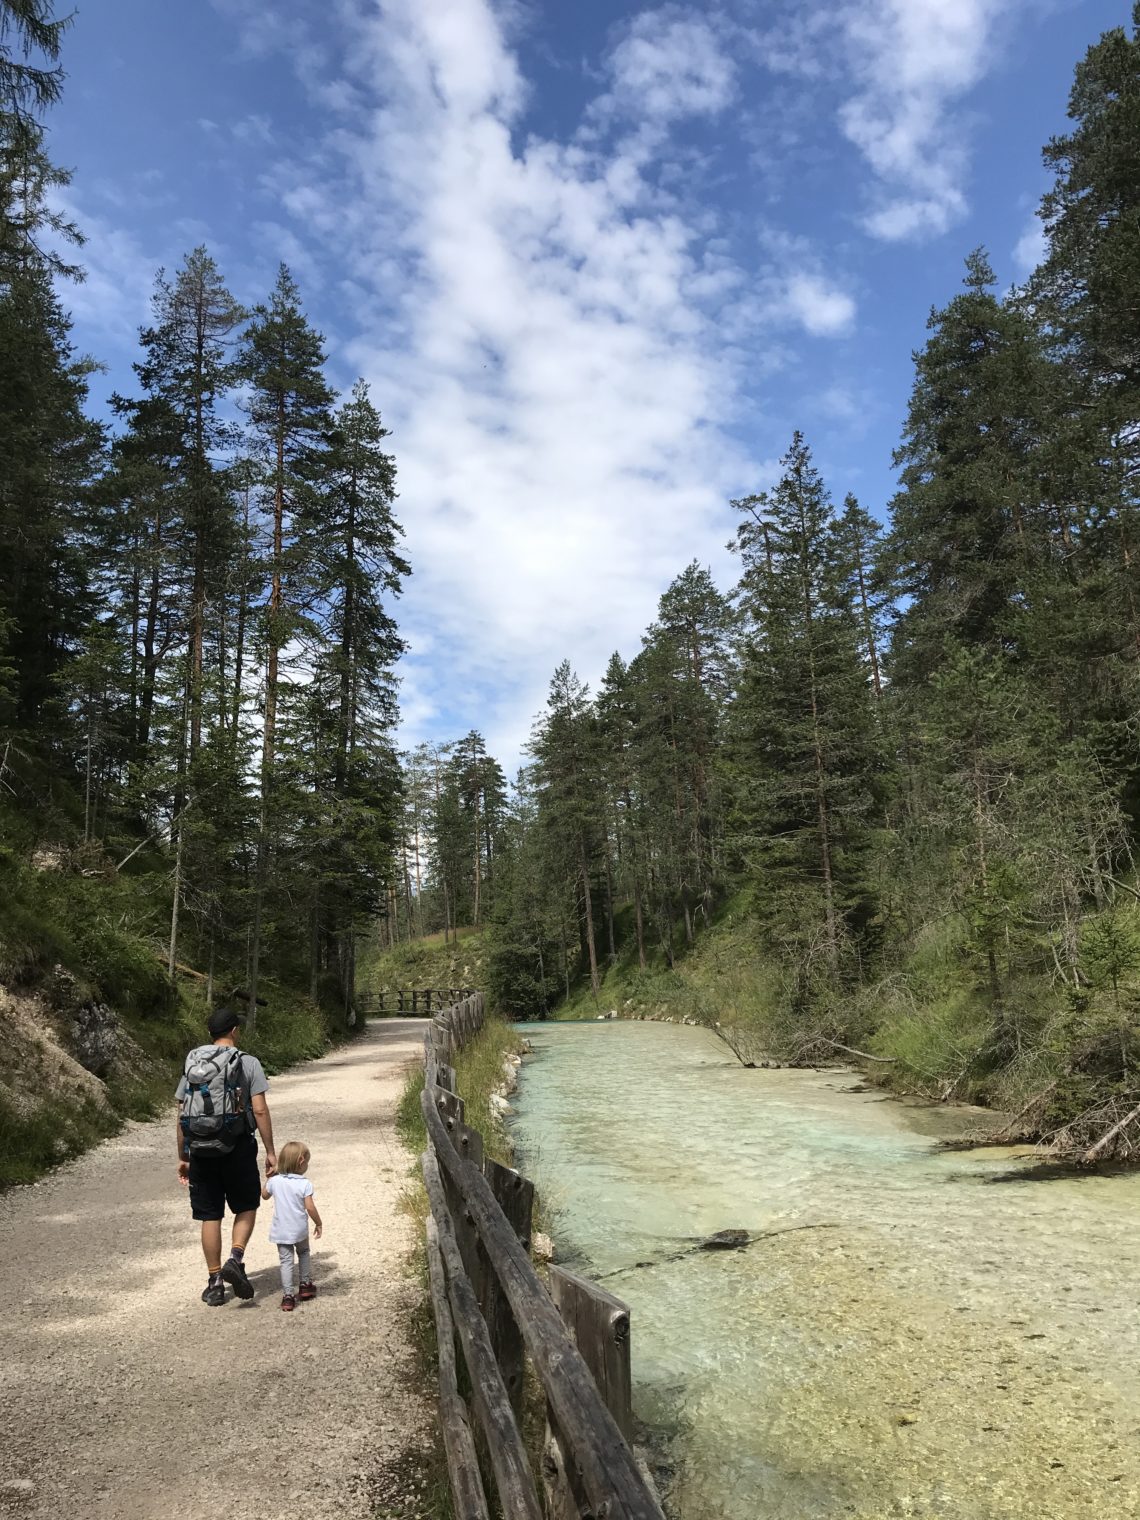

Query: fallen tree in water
(595, 1222), (839, 1282)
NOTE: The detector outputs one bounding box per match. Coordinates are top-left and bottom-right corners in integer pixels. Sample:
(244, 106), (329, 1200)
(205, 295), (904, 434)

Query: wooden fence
(421, 994), (664, 1520)
(358, 987), (475, 1016)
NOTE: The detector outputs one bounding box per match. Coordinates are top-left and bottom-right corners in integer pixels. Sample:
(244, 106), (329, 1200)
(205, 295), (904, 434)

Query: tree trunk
(249, 401), (287, 1034)
(472, 752), (481, 928)
(854, 552), (883, 701)
(579, 837), (600, 997)
(168, 806), (185, 979)
(604, 847), (617, 964)
(137, 507), (163, 762)
(231, 485), (251, 746)
(797, 485), (838, 972)
(83, 714), (93, 844)
(973, 745), (1001, 1008)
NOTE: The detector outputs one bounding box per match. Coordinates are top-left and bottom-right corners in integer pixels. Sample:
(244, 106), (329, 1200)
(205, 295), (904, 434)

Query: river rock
(533, 1232), (554, 1263)
(700, 1229), (751, 1251)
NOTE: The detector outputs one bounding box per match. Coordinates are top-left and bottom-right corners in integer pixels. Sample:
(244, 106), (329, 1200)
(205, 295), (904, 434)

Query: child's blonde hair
(277, 1140), (310, 1175)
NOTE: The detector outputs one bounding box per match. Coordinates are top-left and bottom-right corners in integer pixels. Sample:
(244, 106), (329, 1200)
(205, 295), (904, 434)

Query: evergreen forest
(5, 3), (1140, 1168)
(0, 2), (408, 1174)
(390, 10), (1140, 1157)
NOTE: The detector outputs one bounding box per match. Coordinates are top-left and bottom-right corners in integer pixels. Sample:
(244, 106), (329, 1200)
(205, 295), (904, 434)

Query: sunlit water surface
(512, 1021), (1140, 1520)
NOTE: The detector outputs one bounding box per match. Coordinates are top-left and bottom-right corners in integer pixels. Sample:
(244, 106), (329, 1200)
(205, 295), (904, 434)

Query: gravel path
(0, 1018), (433, 1519)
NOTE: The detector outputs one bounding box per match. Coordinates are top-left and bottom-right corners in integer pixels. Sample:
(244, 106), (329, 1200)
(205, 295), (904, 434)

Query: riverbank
(548, 890), (1140, 1163)
(512, 1018), (1140, 1520)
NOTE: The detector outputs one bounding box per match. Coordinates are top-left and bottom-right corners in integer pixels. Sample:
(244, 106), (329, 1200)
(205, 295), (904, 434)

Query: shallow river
(511, 1021), (1140, 1520)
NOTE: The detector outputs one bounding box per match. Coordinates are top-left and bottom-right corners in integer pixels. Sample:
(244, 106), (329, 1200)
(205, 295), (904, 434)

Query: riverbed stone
(700, 1229), (751, 1251)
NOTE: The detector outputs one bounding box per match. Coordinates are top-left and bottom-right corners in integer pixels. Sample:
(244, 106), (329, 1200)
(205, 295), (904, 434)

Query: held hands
(177, 1160), (190, 1187)
(264, 1151), (277, 1177)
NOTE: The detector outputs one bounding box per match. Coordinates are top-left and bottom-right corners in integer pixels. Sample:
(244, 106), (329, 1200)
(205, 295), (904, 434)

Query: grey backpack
(180, 1045), (252, 1155)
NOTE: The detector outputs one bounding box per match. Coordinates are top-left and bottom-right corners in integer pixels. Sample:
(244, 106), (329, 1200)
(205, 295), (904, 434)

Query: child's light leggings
(277, 1238), (312, 1295)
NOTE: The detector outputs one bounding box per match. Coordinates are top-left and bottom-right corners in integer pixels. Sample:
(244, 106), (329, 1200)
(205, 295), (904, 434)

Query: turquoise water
(512, 1020), (1140, 1520)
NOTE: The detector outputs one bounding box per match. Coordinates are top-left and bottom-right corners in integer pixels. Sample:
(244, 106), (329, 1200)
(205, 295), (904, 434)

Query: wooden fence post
(482, 1159), (534, 1415)
(426, 1215), (490, 1520)
(421, 1153), (543, 1520)
(543, 1268), (635, 1518)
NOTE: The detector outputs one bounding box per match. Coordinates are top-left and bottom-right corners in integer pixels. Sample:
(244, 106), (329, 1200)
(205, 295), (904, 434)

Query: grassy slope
(358, 925), (487, 1005)
(0, 839), (350, 1189)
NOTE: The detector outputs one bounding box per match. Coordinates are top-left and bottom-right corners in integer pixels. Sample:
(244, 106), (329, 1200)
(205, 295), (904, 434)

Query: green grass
(0, 1091), (122, 1189)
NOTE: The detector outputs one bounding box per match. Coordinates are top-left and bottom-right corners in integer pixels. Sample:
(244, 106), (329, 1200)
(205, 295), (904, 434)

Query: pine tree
(730, 433), (878, 981)
(0, 193), (100, 734)
(135, 250), (244, 762)
(239, 266), (334, 1021)
(597, 651), (648, 970)
(0, 2), (69, 125)
(529, 662), (604, 998)
(1032, 5), (1140, 482)
(887, 251), (1056, 685)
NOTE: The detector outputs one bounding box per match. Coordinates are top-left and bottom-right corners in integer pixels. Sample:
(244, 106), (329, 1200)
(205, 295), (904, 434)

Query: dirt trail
(0, 1018), (433, 1519)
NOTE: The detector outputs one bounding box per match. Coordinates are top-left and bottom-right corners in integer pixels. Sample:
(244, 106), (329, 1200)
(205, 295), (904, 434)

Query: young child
(261, 1140), (323, 1311)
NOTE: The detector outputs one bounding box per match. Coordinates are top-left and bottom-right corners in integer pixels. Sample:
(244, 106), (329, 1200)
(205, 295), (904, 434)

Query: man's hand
(177, 1160), (190, 1187)
(264, 1151), (277, 1177)
(313, 1223), (323, 1240)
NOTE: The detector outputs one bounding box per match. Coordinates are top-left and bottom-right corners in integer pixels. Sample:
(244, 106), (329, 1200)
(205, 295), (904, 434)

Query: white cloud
(781, 272), (855, 336)
(232, 112), (275, 146)
(603, 9), (736, 122)
(1012, 212), (1046, 276)
(55, 199), (159, 352)
(838, 0), (1024, 241)
(193, 0), (865, 766)
(268, 0), (761, 766)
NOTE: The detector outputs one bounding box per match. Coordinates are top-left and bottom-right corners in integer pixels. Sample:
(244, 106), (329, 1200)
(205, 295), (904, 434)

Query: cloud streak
(838, 0), (1026, 241)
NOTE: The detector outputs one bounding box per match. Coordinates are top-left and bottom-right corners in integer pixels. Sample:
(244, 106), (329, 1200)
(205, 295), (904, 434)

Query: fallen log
(1083, 1101), (1140, 1164)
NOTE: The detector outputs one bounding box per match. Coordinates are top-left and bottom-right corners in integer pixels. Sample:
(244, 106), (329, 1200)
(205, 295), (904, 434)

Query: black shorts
(188, 1136), (260, 1221)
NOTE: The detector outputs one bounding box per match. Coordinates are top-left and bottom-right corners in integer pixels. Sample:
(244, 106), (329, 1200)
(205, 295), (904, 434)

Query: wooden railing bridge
(359, 987), (475, 1016)
(421, 994), (664, 1520)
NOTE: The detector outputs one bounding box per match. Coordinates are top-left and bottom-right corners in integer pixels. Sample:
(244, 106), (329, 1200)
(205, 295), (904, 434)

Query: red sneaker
(281, 1294), (296, 1312)
(299, 1281), (317, 1302)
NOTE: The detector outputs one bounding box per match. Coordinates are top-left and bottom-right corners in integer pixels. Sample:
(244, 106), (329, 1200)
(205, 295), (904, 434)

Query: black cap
(207, 1006), (244, 1040)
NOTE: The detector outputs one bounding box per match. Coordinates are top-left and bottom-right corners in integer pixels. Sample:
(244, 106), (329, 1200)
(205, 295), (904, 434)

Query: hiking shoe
(220, 1257), (255, 1300)
(299, 1281), (316, 1302)
(201, 1277), (226, 1307)
(281, 1294), (296, 1312)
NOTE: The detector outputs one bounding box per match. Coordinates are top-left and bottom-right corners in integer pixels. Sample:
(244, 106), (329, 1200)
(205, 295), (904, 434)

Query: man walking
(176, 1007), (277, 1306)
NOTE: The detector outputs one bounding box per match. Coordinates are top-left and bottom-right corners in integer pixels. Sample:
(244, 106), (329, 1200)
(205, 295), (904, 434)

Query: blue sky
(47, 0), (1125, 769)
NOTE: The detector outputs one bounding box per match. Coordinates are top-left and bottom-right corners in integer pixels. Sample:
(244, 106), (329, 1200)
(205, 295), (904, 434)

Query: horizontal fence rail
(419, 995), (664, 1520)
(358, 987), (476, 1016)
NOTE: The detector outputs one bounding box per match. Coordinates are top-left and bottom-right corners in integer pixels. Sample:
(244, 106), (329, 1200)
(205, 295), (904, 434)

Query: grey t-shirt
(176, 1046), (269, 1135)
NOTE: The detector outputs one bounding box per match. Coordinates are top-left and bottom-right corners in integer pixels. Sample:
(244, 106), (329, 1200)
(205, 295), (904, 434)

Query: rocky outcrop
(0, 985), (109, 1119)
(46, 967), (120, 1077)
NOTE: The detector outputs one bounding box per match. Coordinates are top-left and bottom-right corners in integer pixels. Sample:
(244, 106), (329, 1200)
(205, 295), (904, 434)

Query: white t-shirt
(266, 1173), (313, 1244)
